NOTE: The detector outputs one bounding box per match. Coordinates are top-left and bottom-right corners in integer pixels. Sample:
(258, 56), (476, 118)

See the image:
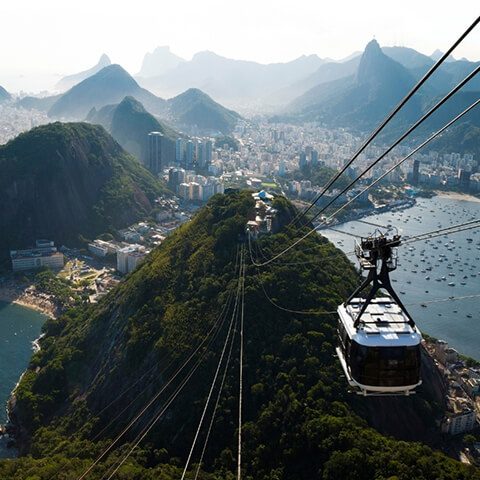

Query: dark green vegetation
(167, 88), (241, 134)
(0, 122), (166, 257)
(87, 96), (179, 167)
(48, 65), (167, 120)
(34, 269), (79, 308)
(0, 85), (11, 103)
(2, 191), (478, 479)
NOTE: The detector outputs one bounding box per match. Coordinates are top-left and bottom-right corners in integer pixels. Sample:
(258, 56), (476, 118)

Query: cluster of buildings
(10, 240), (64, 272)
(168, 168), (225, 202)
(175, 137), (213, 170)
(408, 152), (480, 193)
(0, 104), (49, 145)
(425, 339), (480, 436)
(246, 191), (278, 237)
(87, 197), (193, 275)
(147, 133), (216, 177)
(88, 239), (148, 275)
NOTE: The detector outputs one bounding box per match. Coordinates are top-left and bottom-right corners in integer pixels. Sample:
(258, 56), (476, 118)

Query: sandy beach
(0, 284), (57, 318)
(435, 191), (480, 203)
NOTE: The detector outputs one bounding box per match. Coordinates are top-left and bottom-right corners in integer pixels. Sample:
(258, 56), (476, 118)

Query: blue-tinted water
(0, 301), (46, 457)
(322, 196), (480, 360)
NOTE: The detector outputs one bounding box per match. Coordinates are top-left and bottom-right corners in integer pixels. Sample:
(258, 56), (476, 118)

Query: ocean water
(0, 301), (46, 458)
(321, 196), (480, 360)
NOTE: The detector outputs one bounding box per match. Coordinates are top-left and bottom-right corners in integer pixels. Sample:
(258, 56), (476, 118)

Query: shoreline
(0, 286), (57, 319)
(434, 190), (480, 203)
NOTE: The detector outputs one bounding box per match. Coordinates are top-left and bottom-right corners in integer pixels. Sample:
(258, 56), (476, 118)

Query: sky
(0, 0), (479, 92)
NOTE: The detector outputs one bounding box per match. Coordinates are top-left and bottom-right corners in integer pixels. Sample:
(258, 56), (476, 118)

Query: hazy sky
(1, 0), (479, 91)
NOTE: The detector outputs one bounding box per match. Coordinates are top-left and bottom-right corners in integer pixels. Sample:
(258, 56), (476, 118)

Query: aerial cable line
(252, 94), (480, 266)
(75, 251), (240, 480)
(80, 295), (232, 480)
(324, 227), (363, 238)
(193, 271), (243, 480)
(403, 219), (480, 241)
(88, 285), (237, 443)
(248, 238), (337, 315)
(403, 222), (480, 244)
(181, 250), (244, 480)
(354, 219), (392, 229)
(84, 251), (243, 444)
(248, 234), (357, 267)
(290, 15), (480, 227)
(251, 233), (480, 316)
(88, 291), (237, 444)
(101, 260), (243, 480)
(237, 246), (246, 480)
(103, 252), (245, 480)
(101, 324), (232, 480)
(313, 99), (480, 235)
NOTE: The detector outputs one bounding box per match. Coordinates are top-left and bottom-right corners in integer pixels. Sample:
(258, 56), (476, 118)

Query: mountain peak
(98, 53), (111, 67)
(356, 39), (389, 84)
(430, 49), (456, 63)
(364, 39), (382, 55)
(192, 50), (225, 62)
(56, 54), (113, 91)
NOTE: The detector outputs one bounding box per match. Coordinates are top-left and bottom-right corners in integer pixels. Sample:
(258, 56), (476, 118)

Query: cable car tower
(336, 233), (423, 396)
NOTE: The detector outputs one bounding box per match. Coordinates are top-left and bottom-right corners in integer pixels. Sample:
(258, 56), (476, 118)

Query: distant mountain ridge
(136, 50), (326, 107)
(48, 64), (167, 119)
(55, 54), (111, 91)
(0, 122), (166, 255)
(137, 46), (185, 77)
(285, 39), (480, 139)
(41, 65), (240, 133)
(288, 40), (422, 131)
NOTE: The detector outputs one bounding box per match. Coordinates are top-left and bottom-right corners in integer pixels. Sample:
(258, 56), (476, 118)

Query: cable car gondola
(336, 233), (422, 396)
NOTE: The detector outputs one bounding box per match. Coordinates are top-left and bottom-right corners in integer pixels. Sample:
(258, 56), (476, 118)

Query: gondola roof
(338, 297), (421, 347)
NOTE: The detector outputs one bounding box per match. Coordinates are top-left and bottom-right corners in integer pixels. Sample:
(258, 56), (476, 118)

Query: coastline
(0, 286), (56, 319)
(434, 190), (480, 203)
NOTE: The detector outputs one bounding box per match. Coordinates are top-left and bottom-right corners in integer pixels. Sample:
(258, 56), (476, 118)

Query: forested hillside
(0, 122), (166, 256)
(2, 192), (478, 479)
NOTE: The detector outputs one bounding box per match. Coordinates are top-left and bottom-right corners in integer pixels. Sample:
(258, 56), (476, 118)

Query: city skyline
(1, 0), (480, 92)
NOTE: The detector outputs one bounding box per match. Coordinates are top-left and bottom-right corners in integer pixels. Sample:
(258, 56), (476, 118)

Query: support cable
(180, 249), (244, 480)
(75, 250), (240, 480)
(237, 246), (246, 480)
